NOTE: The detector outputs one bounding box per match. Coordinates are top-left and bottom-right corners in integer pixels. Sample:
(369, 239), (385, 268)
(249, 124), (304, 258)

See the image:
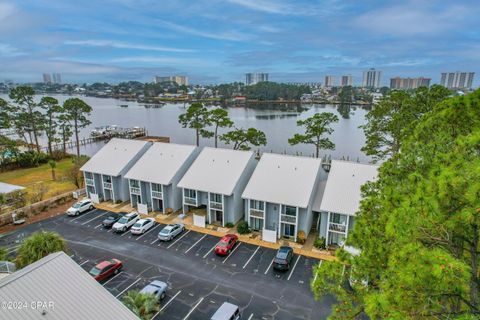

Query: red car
(215, 234), (238, 256)
(89, 259), (123, 282)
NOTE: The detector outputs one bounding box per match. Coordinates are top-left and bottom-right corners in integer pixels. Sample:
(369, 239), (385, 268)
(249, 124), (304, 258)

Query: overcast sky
(0, 0), (478, 85)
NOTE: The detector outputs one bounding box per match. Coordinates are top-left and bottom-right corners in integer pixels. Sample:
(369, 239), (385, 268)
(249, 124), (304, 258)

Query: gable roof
(80, 138), (149, 176)
(319, 160), (379, 215)
(0, 252), (138, 320)
(242, 153), (322, 208)
(125, 143), (197, 185)
(0, 182), (25, 194)
(177, 147), (253, 195)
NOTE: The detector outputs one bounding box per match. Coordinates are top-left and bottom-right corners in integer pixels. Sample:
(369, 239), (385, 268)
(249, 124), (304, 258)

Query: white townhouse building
(177, 147), (257, 227)
(81, 138), (152, 204)
(124, 143), (199, 214)
(242, 153), (326, 242)
(315, 160), (379, 246)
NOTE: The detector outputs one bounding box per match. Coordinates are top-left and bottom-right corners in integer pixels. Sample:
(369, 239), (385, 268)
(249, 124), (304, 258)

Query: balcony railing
(103, 182), (112, 189)
(184, 197), (197, 206)
(130, 187), (141, 195)
(280, 214), (296, 224)
(209, 201), (223, 210)
(151, 190), (163, 199)
(328, 222), (347, 233)
(85, 178), (94, 186)
(250, 208), (264, 218)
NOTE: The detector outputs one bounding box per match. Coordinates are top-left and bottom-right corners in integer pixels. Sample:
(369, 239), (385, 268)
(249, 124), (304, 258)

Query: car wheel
(160, 292), (166, 300)
(89, 205), (93, 210)
(142, 229), (145, 234)
(114, 269), (119, 275)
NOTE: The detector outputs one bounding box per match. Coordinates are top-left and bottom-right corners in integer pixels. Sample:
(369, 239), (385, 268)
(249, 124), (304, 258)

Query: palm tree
(48, 160), (57, 181)
(122, 290), (160, 320)
(16, 231), (66, 268)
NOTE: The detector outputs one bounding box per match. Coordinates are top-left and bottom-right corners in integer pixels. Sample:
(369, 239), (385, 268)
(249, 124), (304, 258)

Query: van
(211, 302), (241, 320)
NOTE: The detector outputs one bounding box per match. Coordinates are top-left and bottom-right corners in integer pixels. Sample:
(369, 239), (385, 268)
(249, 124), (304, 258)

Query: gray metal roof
(0, 182), (25, 194)
(0, 252), (138, 320)
(80, 138), (150, 176)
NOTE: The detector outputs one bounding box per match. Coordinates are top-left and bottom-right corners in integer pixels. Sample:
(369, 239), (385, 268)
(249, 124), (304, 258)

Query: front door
(215, 210), (223, 224)
(283, 224), (295, 238)
(251, 218), (264, 231)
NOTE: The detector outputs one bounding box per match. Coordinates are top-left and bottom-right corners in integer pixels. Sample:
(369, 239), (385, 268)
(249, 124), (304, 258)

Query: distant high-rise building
(362, 68), (382, 88)
(440, 72), (475, 89)
(154, 75), (188, 86)
(245, 73), (268, 85)
(52, 73), (62, 84)
(390, 77), (431, 89)
(43, 73), (52, 84)
(340, 75), (353, 86)
(324, 75), (335, 87)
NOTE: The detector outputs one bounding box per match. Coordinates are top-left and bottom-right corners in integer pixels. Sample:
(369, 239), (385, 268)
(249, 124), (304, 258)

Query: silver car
(140, 280), (168, 300)
(158, 223), (185, 241)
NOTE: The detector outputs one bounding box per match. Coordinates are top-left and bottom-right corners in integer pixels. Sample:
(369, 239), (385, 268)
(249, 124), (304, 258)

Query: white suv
(67, 199), (94, 216)
(112, 212), (139, 233)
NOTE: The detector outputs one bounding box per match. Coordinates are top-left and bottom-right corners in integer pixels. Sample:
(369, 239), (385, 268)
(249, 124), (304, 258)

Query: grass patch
(0, 159), (78, 199)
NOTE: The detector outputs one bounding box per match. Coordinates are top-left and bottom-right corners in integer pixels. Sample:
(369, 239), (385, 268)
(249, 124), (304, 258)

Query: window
(151, 183), (161, 192)
(284, 206), (296, 216)
(185, 189), (196, 198)
(210, 193), (222, 203)
(131, 180), (140, 188)
(250, 200), (264, 211)
(330, 213), (347, 225)
(251, 218), (264, 231)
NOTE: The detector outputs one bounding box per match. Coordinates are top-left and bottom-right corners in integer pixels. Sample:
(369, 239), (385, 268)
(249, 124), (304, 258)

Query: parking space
(0, 211), (328, 319)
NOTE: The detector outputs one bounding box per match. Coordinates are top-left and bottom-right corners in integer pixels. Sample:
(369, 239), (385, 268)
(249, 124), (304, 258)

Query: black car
(102, 212), (125, 228)
(273, 246), (294, 271)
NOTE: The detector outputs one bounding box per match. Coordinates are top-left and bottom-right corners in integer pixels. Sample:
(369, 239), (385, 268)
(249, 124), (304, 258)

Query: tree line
(178, 102), (339, 157)
(312, 85), (480, 318)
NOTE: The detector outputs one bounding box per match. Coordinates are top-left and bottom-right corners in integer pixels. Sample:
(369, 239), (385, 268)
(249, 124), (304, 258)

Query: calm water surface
(0, 94), (371, 162)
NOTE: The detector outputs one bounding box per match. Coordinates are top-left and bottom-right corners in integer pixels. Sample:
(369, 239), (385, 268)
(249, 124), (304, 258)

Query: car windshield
(72, 203), (81, 208)
(217, 241), (228, 248)
(133, 222), (142, 228)
(276, 251), (288, 259)
(160, 227), (172, 234)
(106, 215), (117, 220)
(89, 267), (101, 276)
(118, 217), (128, 224)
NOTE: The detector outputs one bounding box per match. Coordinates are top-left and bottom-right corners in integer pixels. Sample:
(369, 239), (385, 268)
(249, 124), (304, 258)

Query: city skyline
(0, 1), (478, 85)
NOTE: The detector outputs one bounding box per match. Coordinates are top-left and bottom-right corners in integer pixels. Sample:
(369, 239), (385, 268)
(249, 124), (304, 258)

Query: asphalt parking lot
(0, 209), (334, 319)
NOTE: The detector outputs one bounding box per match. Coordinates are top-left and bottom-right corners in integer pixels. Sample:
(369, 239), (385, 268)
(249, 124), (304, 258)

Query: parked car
(140, 280), (168, 301)
(112, 212), (139, 233)
(215, 234), (238, 256)
(131, 218), (156, 235)
(272, 246), (294, 271)
(211, 302), (241, 320)
(66, 199), (94, 216)
(158, 223), (185, 241)
(102, 212), (125, 228)
(89, 259), (122, 282)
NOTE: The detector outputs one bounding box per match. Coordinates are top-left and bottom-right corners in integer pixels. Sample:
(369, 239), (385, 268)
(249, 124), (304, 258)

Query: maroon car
(215, 234), (238, 256)
(89, 259), (122, 282)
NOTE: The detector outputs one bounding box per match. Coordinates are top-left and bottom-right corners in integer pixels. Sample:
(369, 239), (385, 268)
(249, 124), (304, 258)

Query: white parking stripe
(102, 272), (122, 286)
(184, 234), (206, 254)
(313, 260), (322, 282)
(243, 246), (260, 269)
(167, 230), (190, 249)
(151, 238), (159, 245)
(182, 297), (204, 320)
(79, 260), (89, 266)
(202, 243), (217, 259)
(287, 256), (301, 281)
(222, 243), (241, 264)
(71, 209), (97, 222)
(94, 224), (102, 229)
(81, 211), (109, 225)
(115, 278), (141, 298)
(264, 257), (275, 275)
(120, 229), (131, 237)
(156, 290), (182, 315)
(136, 224), (161, 241)
(247, 313), (254, 320)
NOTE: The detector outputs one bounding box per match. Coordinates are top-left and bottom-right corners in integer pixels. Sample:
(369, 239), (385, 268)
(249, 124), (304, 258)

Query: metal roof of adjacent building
(125, 142), (197, 185)
(0, 252), (138, 320)
(242, 153), (322, 208)
(0, 182), (25, 194)
(177, 147), (253, 196)
(80, 138), (150, 176)
(319, 160), (379, 216)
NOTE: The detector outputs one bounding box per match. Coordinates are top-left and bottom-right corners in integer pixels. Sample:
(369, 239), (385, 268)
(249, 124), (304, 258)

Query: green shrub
(314, 237), (326, 250)
(225, 222), (234, 228)
(296, 230), (306, 244)
(237, 221), (250, 234)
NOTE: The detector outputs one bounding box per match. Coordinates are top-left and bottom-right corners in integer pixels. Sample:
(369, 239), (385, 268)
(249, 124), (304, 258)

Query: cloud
(226, 0), (293, 14)
(64, 39), (195, 53)
(0, 43), (24, 57)
(105, 56), (211, 67)
(156, 19), (251, 42)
